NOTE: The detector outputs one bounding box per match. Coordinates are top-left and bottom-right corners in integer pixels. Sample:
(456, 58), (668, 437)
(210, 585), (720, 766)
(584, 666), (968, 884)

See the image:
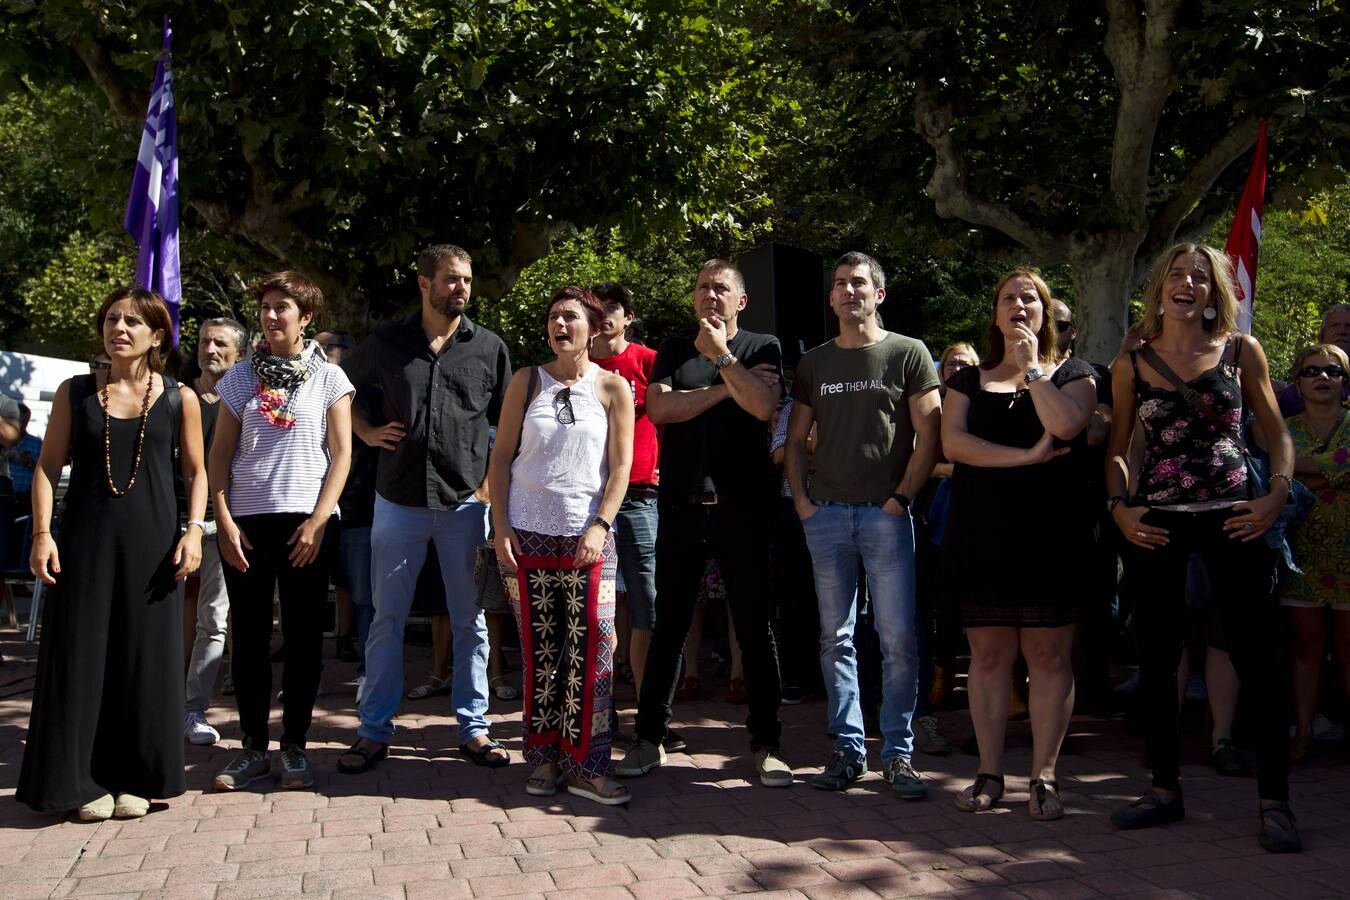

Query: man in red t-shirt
(590, 282), (660, 702)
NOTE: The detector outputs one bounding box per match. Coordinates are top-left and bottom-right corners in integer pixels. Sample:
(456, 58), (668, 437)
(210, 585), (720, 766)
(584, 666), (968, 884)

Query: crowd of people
(9, 241), (1349, 859)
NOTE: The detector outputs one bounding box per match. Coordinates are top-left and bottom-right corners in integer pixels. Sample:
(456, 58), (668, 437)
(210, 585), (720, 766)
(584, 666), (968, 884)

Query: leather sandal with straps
(954, 773), (1004, 812)
(1028, 778), (1064, 821)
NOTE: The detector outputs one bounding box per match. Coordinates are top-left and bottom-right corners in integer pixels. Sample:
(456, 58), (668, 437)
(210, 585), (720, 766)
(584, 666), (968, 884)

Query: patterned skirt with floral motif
(501, 528), (617, 779)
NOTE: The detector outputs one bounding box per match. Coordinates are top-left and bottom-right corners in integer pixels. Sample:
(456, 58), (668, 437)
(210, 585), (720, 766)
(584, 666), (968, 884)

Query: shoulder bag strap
(1137, 344), (1249, 454)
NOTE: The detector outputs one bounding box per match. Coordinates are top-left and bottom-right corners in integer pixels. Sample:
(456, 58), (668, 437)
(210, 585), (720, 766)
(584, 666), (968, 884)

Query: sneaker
(914, 715), (953, 756)
(1111, 790), (1184, 830)
(1211, 739), (1251, 777)
(663, 730), (688, 754)
(214, 748), (271, 792)
(279, 744), (315, 790)
(183, 711), (220, 746)
(1184, 673), (1207, 703)
(883, 757), (928, 800)
(614, 738), (666, 778)
(1113, 670), (1140, 695)
(810, 750), (867, 791)
(1311, 713), (1345, 742)
(780, 685), (804, 705)
(754, 748), (794, 788)
(221, 671), (235, 695)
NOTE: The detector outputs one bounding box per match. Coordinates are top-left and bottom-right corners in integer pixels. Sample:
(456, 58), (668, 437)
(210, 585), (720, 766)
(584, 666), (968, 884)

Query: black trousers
(222, 513), (336, 750)
(1123, 506), (1289, 801)
(636, 498), (783, 749)
(770, 496), (821, 694)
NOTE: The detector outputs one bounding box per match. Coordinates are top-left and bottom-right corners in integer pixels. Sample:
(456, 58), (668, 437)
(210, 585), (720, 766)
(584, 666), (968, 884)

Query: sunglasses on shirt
(553, 387), (575, 425)
(1297, 364), (1347, 379)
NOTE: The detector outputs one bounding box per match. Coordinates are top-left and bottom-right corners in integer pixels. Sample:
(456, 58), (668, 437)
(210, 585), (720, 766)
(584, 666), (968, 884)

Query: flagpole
(123, 15), (182, 345)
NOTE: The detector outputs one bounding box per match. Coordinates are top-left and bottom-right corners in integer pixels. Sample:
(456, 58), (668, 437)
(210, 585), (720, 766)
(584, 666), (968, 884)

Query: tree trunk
(1067, 231), (1143, 365)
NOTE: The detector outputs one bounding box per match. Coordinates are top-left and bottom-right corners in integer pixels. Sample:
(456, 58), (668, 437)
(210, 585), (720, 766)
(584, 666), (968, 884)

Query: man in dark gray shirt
(337, 244), (512, 774)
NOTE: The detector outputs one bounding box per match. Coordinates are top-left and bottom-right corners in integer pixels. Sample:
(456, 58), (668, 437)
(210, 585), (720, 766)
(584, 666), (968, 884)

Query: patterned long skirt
(502, 528), (617, 779)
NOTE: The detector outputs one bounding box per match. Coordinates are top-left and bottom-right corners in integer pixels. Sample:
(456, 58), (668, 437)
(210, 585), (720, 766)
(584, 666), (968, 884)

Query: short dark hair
(546, 285), (605, 335)
(591, 281), (635, 316)
(200, 316), (250, 358)
(697, 258), (745, 294)
(248, 271), (324, 318)
(96, 287), (174, 373)
(417, 244), (473, 280)
(834, 251), (886, 293)
(315, 328), (355, 350)
(18, 403), (31, 427)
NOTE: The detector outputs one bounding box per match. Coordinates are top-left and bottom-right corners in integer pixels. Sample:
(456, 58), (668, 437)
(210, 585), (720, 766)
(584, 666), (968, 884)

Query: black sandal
(336, 740), (388, 775)
(954, 772), (1004, 812)
(1028, 778), (1064, 821)
(461, 739), (510, 768)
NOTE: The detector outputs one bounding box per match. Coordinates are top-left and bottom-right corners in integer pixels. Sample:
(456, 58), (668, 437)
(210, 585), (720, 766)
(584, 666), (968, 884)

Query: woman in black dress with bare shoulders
(18, 288), (207, 821)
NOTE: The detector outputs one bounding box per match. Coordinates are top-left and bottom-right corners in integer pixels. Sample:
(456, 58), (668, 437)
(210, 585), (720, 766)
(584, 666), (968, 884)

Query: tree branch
(1103, 0), (1181, 223)
(67, 35), (145, 122)
(1142, 115), (1261, 256)
(912, 80), (1067, 260)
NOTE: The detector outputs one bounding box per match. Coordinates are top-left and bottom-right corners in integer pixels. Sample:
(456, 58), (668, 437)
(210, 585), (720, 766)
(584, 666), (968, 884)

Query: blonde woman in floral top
(1281, 342), (1350, 763)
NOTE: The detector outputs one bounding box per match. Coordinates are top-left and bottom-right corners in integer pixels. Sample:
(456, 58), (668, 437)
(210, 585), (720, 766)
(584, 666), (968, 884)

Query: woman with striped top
(208, 271), (354, 792)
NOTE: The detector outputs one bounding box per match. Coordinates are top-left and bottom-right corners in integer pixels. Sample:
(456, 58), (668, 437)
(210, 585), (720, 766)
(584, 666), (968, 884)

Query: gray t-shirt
(791, 332), (939, 504)
(0, 393), (19, 482)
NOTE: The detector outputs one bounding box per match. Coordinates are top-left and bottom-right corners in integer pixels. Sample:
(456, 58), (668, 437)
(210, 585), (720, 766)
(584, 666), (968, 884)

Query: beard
(201, 359), (233, 377)
(431, 289), (467, 317)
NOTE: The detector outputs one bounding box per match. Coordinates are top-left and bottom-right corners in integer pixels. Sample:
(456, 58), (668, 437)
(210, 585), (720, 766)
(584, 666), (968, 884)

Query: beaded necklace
(101, 371), (154, 496)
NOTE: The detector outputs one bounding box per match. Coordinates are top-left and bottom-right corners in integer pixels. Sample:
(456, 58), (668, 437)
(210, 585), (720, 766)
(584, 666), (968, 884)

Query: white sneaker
(184, 711), (220, 745)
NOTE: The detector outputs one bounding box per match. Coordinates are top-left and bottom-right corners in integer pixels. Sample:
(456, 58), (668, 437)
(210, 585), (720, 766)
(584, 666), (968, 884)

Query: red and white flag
(1224, 120), (1267, 334)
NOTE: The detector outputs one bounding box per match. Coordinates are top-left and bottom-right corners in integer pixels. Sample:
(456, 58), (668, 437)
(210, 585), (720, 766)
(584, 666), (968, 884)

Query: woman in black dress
(19, 288), (207, 820)
(941, 270), (1096, 820)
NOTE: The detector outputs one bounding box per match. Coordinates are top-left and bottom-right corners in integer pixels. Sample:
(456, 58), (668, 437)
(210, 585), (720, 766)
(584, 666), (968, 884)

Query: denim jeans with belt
(801, 502), (919, 763)
(358, 494), (490, 745)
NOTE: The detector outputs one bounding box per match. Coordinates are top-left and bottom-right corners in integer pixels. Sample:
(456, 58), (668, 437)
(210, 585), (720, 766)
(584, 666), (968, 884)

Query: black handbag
(474, 541), (508, 612)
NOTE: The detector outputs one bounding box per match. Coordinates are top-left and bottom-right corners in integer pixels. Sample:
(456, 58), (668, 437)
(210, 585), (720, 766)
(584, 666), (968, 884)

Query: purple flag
(124, 16), (181, 344)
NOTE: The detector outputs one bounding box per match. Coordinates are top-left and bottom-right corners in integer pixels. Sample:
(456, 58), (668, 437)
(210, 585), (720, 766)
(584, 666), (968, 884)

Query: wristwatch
(591, 515), (612, 533)
(891, 492), (911, 510)
(1107, 495), (1127, 513)
(1024, 367), (1046, 385)
(714, 352), (737, 369)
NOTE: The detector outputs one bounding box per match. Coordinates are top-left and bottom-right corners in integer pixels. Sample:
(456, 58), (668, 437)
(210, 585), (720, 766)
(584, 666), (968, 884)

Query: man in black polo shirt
(336, 244), (513, 774)
(615, 258), (793, 786)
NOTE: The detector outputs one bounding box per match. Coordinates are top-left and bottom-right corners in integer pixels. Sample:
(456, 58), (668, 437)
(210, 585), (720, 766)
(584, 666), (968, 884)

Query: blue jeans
(614, 496), (658, 630)
(359, 495), (490, 745)
(801, 502), (919, 762)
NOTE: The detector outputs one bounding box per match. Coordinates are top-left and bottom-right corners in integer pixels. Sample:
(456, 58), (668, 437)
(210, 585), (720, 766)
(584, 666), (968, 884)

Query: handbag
(1137, 343), (1315, 570)
(474, 541), (508, 612)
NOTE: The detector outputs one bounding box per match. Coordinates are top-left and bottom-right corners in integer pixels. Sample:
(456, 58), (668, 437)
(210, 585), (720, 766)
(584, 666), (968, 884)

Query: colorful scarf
(251, 339), (324, 429)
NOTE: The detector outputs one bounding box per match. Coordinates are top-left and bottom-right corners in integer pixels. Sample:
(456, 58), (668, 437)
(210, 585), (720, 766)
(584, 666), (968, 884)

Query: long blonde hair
(1137, 243), (1239, 341)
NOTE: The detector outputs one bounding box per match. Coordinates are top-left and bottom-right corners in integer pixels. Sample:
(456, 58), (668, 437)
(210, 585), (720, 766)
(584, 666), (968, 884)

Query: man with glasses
(784, 252), (940, 799)
(615, 259), (791, 786)
(336, 243), (513, 775)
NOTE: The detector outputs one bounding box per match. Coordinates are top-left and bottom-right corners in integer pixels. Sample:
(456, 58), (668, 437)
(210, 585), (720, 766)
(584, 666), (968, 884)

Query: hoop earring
(1202, 306), (1217, 321)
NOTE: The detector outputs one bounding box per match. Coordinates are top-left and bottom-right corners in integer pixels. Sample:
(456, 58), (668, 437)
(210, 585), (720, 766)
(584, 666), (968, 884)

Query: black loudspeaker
(737, 243), (831, 368)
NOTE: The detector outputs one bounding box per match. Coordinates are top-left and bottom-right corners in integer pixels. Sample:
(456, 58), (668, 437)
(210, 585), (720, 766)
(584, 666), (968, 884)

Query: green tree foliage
(1236, 177), (1350, 377)
(3, 0), (779, 325)
(772, 0), (1350, 361)
(20, 233), (135, 360)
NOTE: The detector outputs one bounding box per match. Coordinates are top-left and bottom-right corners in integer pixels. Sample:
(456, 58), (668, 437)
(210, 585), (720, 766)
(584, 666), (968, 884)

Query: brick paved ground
(2, 625), (1348, 899)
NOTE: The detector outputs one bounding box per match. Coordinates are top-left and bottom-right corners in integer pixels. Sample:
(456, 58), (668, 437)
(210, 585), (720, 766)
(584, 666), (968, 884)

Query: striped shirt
(217, 361), (354, 518)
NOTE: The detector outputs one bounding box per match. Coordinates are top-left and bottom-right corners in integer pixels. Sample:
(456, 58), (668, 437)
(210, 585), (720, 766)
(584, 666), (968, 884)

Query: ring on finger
(1135, 530), (1146, 538)
(1242, 522), (1254, 530)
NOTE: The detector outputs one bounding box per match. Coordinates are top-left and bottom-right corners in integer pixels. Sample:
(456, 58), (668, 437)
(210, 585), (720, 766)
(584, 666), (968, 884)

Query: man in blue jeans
(337, 243), (512, 774)
(784, 251), (941, 798)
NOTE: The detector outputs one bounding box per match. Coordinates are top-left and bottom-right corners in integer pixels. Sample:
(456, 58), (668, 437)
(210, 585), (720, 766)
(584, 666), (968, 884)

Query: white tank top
(508, 365), (610, 536)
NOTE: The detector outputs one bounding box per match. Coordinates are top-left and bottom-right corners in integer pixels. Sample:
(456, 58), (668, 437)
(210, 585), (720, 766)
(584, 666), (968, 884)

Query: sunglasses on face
(1298, 364), (1347, 379)
(1056, 319), (1073, 330)
(553, 387), (575, 425)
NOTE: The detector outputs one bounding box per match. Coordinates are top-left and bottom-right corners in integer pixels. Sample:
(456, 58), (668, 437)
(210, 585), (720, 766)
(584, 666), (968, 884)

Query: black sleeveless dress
(941, 358), (1097, 627)
(17, 375), (186, 811)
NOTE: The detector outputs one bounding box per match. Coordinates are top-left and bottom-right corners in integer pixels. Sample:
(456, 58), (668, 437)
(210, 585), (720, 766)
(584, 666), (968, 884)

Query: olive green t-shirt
(791, 332), (939, 504)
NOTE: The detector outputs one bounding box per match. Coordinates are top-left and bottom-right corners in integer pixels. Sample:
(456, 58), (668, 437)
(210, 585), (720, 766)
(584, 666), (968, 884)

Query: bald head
(1052, 299), (1074, 355)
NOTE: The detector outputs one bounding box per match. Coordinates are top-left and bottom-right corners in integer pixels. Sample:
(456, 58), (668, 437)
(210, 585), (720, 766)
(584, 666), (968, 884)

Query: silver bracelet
(186, 519), (207, 532)
(1271, 472), (1294, 493)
